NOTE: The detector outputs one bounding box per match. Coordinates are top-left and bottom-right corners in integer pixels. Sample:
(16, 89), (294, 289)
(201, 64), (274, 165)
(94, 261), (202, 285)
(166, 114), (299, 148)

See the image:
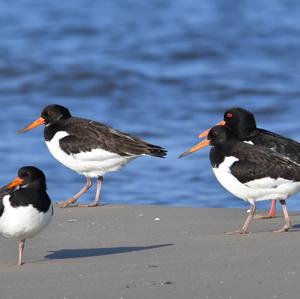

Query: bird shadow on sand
(45, 244), (173, 260)
(287, 223), (300, 232)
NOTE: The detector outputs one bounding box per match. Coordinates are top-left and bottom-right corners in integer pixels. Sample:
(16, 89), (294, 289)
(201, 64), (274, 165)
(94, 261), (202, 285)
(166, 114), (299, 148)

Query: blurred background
(1, 0), (300, 210)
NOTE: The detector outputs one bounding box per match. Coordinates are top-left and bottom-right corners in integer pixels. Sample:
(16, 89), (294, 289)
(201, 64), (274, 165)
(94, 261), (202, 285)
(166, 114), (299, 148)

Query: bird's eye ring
(227, 113), (233, 118)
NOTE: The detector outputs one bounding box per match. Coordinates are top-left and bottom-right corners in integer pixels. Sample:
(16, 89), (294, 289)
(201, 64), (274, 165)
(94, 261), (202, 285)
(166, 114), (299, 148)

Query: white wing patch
(245, 177), (292, 189)
(75, 148), (121, 161)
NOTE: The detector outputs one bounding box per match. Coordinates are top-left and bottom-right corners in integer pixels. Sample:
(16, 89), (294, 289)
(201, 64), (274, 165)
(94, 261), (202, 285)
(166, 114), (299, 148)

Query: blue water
(1, 0), (300, 210)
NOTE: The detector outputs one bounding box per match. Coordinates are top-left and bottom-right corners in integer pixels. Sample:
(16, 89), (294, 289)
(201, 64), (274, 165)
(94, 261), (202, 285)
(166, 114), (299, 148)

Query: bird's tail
(146, 143), (167, 158)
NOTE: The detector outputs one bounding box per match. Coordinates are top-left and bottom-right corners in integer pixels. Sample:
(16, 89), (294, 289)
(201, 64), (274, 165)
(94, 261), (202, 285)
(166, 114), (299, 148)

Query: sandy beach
(1, 205), (300, 299)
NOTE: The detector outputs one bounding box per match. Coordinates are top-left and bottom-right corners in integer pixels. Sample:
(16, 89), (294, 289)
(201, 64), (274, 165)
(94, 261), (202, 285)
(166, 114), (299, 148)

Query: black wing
(59, 118), (167, 157)
(249, 128), (300, 164)
(230, 143), (300, 184)
(0, 188), (7, 217)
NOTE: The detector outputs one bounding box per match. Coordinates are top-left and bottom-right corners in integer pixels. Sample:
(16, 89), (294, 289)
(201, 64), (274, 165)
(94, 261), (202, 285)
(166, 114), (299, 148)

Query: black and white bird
(18, 104), (167, 207)
(179, 125), (300, 234)
(0, 166), (53, 265)
(198, 107), (300, 219)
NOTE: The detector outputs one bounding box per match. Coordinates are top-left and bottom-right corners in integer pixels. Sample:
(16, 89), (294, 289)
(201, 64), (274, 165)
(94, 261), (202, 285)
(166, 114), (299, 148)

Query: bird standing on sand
(0, 166), (53, 265)
(179, 125), (300, 234)
(19, 104), (167, 207)
(198, 107), (300, 219)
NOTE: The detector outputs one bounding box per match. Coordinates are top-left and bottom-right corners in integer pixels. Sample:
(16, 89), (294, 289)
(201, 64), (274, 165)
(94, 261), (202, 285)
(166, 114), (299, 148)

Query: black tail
(147, 144), (168, 158)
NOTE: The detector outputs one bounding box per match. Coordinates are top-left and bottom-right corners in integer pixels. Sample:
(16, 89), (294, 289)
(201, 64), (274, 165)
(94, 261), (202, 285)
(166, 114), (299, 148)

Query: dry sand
(1, 205), (300, 299)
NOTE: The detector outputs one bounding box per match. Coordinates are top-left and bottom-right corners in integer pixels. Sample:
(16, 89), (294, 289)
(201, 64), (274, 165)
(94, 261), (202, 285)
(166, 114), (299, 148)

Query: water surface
(1, 0), (300, 210)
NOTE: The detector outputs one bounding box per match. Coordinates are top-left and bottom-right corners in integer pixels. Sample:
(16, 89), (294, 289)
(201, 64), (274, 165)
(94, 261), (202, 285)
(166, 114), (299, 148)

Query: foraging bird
(18, 104), (167, 207)
(198, 107), (300, 219)
(179, 125), (300, 234)
(0, 166), (52, 265)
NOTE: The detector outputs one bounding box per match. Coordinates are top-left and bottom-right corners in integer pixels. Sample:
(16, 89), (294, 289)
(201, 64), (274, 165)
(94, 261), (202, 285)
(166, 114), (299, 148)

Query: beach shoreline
(0, 205), (299, 299)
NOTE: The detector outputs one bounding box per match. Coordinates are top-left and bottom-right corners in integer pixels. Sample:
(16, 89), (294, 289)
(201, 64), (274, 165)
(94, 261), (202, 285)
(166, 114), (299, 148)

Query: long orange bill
(198, 120), (226, 138)
(5, 177), (24, 190)
(179, 138), (210, 159)
(17, 117), (45, 134)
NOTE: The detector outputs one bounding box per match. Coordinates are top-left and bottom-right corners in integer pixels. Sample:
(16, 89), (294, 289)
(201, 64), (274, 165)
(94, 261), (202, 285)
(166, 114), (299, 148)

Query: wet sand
(1, 205), (300, 299)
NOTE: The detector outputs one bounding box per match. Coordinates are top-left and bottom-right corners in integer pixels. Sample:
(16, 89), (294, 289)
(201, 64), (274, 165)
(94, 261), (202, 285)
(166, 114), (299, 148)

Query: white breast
(212, 156), (250, 201)
(45, 131), (137, 177)
(0, 195), (52, 240)
(212, 156), (300, 204)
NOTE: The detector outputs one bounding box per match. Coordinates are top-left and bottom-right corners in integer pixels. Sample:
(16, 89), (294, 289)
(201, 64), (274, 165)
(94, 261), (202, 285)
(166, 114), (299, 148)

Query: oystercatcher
(198, 107), (300, 219)
(179, 125), (300, 234)
(0, 166), (53, 265)
(18, 104), (167, 207)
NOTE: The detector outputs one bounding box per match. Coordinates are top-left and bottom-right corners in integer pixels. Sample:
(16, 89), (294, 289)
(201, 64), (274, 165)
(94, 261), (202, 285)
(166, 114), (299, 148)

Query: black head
(5, 166), (47, 191)
(41, 104), (72, 126)
(18, 104), (72, 134)
(207, 125), (237, 148)
(223, 107), (257, 138)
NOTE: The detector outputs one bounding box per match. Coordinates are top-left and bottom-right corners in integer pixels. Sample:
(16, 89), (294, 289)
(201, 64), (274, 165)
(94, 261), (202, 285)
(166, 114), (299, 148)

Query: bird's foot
(254, 213), (276, 220)
(78, 202), (99, 208)
(58, 198), (78, 208)
(273, 224), (291, 233)
(225, 230), (249, 235)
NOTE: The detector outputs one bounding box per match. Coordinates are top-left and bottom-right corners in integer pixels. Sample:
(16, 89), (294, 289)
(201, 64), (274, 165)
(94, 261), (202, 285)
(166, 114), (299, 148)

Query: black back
(248, 128), (300, 164)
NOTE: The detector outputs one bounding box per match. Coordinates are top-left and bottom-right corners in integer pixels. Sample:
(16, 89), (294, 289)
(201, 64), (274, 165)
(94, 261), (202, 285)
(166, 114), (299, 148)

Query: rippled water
(1, 0), (300, 210)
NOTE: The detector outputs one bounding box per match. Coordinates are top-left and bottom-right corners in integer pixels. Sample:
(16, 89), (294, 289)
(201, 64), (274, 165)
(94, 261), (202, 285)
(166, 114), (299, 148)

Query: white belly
(212, 156), (300, 204)
(45, 131), (137, 177)
(0, 195), (53, 240)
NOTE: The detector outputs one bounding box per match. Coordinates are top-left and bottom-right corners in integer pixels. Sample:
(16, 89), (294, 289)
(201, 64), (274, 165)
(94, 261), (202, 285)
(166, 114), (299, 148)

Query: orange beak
(5, 177), (24, 190)
(178, 138), (210, 158)
(198, 120), (226, 138)
(17, 117), (45, 134)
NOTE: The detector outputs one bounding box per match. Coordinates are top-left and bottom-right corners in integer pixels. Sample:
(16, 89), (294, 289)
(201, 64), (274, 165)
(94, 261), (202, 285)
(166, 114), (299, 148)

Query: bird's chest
(212, 156), (250, 201)
(212, 156), (240, 188)
(45, 131), (73, 165)
(0, 195), (52, 239)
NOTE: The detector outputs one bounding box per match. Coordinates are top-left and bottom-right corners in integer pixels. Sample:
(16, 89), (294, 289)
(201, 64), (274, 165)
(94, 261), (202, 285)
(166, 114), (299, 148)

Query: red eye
(227, 113), (233, 118)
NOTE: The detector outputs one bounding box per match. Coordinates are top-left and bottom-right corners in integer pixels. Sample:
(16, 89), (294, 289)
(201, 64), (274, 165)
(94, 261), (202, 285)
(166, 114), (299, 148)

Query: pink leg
(274, 200), (291, 233)
(79, 176), (103, 207)
(254, 199), (277, 219)
(18, 239), (25, 266)
(226, 203), (256, 235)
(60, 177), (93, 208)
(268, 200), (277, 218)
